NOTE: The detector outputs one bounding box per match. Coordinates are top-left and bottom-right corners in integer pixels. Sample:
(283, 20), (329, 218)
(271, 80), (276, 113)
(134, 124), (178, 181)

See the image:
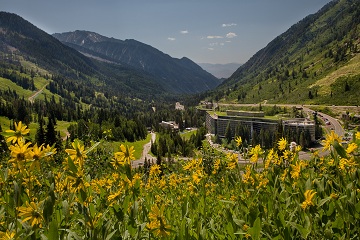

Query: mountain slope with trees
(53, 31), (220, 94)
(212, 0), (360, 105)
(0, 12), (169, 101)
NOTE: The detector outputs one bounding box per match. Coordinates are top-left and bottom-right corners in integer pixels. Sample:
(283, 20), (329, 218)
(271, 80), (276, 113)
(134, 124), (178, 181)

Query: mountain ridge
(53, 30), (220, 94)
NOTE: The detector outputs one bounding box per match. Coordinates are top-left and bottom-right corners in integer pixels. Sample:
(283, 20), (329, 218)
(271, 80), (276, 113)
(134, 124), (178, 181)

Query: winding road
(131, 132), (156, 167)
(28, 84), (48, 103)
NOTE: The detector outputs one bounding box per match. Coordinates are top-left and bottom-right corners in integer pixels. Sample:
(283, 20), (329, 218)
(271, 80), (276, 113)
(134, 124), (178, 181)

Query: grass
(180, 129), (197, 140)
(111, 133), (153, 160)
(310, 54), (360, 94)
(0, 77), (34, 97)
(0, 116), (11, 131)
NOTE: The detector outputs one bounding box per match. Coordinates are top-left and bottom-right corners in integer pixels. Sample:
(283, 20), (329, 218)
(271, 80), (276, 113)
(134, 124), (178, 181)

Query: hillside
(0, 12), (170, 103)
(53, 31), (220, 94)
(214, 0), (360, 105)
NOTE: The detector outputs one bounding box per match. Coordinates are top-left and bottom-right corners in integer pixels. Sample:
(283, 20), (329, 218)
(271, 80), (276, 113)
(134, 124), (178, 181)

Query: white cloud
(226, 32), (237, 38)
(208, 48), (214, 51)
(207, 35), (223, 39)
(226, 40), (232, 43)
(209, 42), (218, 46)
(222, 23), (237, 27)
(180, 30), (188, 34)
(167, 37), (176, 41)
(220, 43), (225, 46)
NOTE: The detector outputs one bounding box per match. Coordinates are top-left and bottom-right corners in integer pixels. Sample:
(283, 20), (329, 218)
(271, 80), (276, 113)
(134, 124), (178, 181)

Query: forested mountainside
(0, 12), (169, 102)
(212, 0), (360, 105)
(53, 31), (220, 94)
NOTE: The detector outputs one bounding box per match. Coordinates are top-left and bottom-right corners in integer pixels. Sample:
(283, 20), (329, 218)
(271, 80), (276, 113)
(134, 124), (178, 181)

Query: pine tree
(35, 119), (45, 145)
(225, 122), (232, 143)
(45, 118), (57, 146)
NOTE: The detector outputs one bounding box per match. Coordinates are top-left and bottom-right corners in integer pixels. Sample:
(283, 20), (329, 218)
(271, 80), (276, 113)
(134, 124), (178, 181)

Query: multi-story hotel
(206, 111), (315, 141)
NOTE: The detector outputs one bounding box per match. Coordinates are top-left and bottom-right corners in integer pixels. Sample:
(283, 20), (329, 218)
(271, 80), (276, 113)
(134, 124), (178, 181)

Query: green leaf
(233, 218), (245, 227)
(318, 197), (331, 207)
(62, 200), (70, 218)
(67, 156), (78, 174)
(333, 141), (347, 159)
(277, 211), (286, 228)
(226, 222), (234, 237)
(105, 230), (117, 240)
(43, 197), (54, 223)
(13, 181), (21, 207)
(327, 201), (335, 216)
(47, 220), (59, 240)
(332, 216), (344, 229)
(248, 217), (261, 240)
(85, 141), (100, 154)
(65, 229), (82, 240)
(288, 221), (310, 239)
(113, 205), (124, 221)
(305, 178), (312, 190)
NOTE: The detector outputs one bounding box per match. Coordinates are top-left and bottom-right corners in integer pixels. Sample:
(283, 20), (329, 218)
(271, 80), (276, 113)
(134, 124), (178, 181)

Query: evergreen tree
(45, 118), (57, 146)
(225, 122), (232, 143)
(35, 119), (45, 145)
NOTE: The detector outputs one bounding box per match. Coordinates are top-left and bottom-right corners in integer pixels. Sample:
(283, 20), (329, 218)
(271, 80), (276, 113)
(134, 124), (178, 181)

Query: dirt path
(28, 84), (48, 103)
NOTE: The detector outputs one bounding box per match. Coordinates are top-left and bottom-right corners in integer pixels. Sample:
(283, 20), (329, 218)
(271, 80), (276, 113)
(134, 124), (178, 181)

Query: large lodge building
(205, 110), (316, 142)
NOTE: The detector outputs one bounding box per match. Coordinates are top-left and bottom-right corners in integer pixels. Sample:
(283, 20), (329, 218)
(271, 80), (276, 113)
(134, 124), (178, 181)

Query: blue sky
(1, 0), (332, 64)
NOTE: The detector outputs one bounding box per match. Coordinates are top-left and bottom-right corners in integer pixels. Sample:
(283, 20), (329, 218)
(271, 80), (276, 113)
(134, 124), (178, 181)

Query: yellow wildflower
(212, 159), (221, 174)
(65, 139), (87, 167)
(346, 142), (358, 154)
(249, 144), (263, 163)
(111, 144), (135, 168)
(280, 169), (288, 182)
(301, 189), (316, 210)
(226, 153), (238, 170)
(278, 137), (288, 151)
(330, 192), (338, 200)
(183, 158), (202, 171)
(256, 172), (269, 189)
(29, 144), (47, 171)
(146, 205), (171, 237)
(108, 190), (123, 204)
(235, 136), (242, 147)
(356, 132), (360, 140)
(339, 158), (347, 171)
(0, 230), (16, 240)
(290, 161), (301, 180)
(5, 121), (30, 144)
(9, 141), (32, 173)
(18, 201), (43, 227)
(169, 173), (178, 187)
(322, 131), (341, 151)
(242, 165), (254, 185)
(192, 169), (204, 184)
(242, 224), (249, 231)
(121, 144), (135, 164)
(264, 149), (275, 168)
(9, 141), (32, 163)
(149, 164), (161, 177)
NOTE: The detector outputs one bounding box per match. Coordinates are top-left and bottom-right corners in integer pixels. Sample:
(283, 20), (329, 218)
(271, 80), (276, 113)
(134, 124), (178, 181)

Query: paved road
(131, 132), (156, 167)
